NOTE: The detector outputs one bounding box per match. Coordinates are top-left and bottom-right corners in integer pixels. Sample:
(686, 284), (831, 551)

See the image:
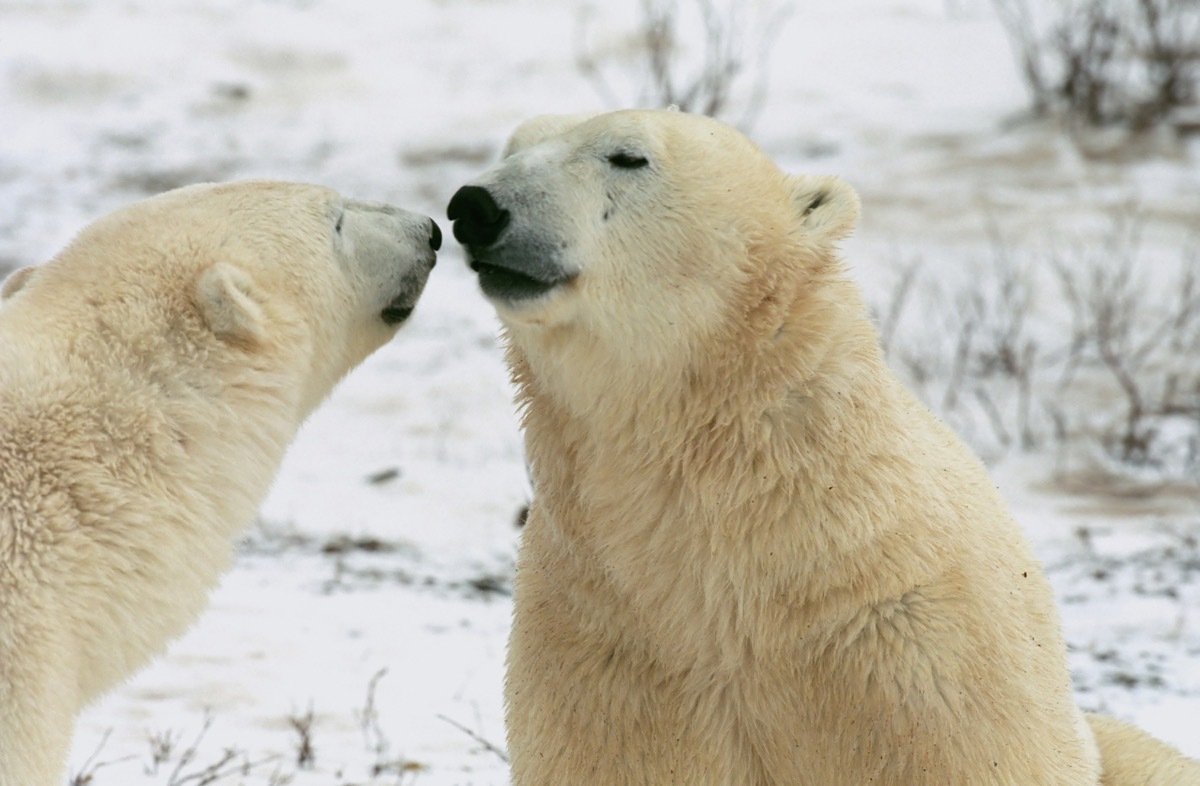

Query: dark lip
(380, 255), (436, 325)
(381, 301), (415, 325)
(471, 258), (571, 302)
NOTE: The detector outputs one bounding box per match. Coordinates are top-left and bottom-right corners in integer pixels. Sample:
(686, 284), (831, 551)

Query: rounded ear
(789, 174), (860, 244)
(502, 112), (600, 158)
(195, 262), (267, 346)
(1, 266), (36, 302)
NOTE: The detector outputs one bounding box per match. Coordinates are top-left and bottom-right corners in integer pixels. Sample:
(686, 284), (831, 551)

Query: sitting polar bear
(448, 110), (1200, 786)
(0, 181), (440, 786)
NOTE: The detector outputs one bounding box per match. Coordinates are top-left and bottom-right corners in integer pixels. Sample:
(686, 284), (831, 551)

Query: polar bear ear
(502, 112), (600, 157)
(1, 266), (36, 301)
(789, 174), (860, 245)
(195, 262), (267, 346)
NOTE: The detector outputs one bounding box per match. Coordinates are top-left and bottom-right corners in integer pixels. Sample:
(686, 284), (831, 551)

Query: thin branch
(437, 714), (509, 764)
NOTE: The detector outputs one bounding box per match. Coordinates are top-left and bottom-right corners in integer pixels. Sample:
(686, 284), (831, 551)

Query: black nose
(429, 219), (442, 251)
(447, 185), (510, 248)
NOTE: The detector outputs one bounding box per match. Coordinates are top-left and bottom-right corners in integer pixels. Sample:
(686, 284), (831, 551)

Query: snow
(0, 0), (1196, 782)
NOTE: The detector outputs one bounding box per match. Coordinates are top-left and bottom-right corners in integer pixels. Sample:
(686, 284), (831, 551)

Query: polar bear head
(447, 110), (859, 405)
(1, 180), (440, 416)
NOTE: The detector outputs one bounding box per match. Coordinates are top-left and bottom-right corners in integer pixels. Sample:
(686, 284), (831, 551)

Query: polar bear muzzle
(447, 185), (573, 303)
(376, 216), (441, 325)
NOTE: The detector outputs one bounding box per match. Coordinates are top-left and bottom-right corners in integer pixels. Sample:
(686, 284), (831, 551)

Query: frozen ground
(1, 0), (1197, 782)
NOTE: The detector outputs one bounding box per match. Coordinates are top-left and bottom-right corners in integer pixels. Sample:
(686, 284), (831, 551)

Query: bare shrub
(880, 245), (1053, 461)
(991, 0), (1200, 139)
(876, 230), (1200, 480)
(575, 0), (793, 128)
(152, 714), (280, 786)
(437, 714), (509, 764)
(1051, 230), (1200, 472)
(80, 678), (445, 786)
(146, 729), (181, 776)
(69, 731), (135, 785)
(359, 668), (390, 762)
(287, 707), (316, 770)
(356, 668), (428, 781)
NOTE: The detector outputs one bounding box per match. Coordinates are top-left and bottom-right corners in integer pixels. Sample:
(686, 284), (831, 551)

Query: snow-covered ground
(1, 0), (1197, 782)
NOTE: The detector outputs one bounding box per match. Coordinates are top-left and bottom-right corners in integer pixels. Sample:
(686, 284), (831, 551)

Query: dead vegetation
(575, 0), (793, 128)
(73, 672), (436, 785)
(991, 0), (1200, 148)
(1051, 524), (1200, 710)
(874, 226), (1200, 485)
(237, 521), (512, 599)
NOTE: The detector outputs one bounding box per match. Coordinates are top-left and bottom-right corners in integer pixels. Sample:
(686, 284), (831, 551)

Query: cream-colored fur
(1089, 715), (1200, 785)
(448, 110), (1200, 785)
(0, 181), (438, 786)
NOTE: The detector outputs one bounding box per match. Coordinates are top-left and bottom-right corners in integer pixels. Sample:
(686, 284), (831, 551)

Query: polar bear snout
(447, 185), (574, 305)
(337, 202), (440, 327)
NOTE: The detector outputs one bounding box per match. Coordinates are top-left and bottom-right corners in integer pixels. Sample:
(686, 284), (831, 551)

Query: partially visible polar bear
(0, 181), (440, 786)
(448, 110), (1200, 785)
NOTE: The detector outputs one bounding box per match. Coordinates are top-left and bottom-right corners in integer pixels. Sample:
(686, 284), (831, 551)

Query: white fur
(0, 180), (436, 786)
(454, 110), (1200, 785)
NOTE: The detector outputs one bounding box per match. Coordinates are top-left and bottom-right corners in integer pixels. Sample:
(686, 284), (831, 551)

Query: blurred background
(2, 0), (1197, 783)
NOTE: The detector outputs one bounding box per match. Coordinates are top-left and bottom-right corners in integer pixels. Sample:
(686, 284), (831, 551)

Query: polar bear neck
(0, 293), (302, 547)
(0, 299), (307, 710)
(509, 264), (898, 522)
(506, 265), (1028, 675)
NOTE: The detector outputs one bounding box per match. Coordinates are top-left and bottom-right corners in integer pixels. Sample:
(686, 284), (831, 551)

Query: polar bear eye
(334, 212), (345, 234)
(607, 151), (650, 170)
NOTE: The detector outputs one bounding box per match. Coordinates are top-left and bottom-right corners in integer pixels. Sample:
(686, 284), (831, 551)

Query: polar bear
(447, 110), (1200, 785)
(0, 181), (440, 786)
